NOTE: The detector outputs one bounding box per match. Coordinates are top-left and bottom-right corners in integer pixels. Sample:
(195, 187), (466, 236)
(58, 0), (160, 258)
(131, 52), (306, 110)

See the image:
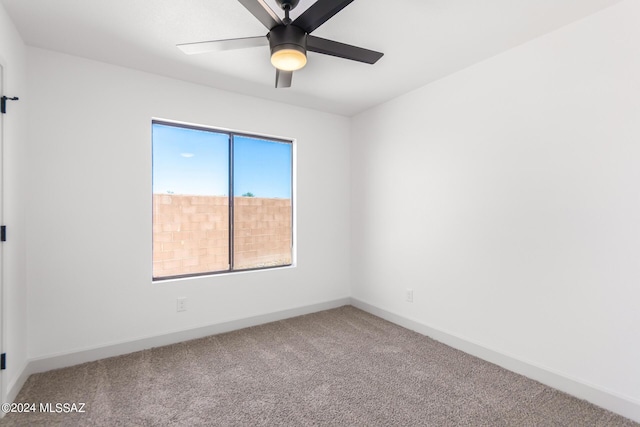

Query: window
(152, 121), (293, 280)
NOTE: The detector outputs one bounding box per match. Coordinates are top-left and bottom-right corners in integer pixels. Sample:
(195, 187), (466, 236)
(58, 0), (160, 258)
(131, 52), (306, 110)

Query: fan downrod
(276, 0), (299, 24)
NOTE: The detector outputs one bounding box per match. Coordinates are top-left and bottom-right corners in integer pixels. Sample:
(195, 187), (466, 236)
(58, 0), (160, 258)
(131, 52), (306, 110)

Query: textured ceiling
(1, 0), (622, 116)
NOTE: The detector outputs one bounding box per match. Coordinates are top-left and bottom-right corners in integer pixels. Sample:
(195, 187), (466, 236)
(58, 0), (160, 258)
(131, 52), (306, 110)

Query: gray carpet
(1, 306), (637, 426)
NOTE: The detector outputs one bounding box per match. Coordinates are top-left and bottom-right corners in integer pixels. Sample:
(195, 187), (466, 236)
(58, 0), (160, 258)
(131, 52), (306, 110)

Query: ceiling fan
(177, 0), (384, 88)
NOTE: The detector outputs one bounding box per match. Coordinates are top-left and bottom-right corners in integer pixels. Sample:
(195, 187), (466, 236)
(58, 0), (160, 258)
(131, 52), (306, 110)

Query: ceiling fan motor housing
(268, 25), (307, 57)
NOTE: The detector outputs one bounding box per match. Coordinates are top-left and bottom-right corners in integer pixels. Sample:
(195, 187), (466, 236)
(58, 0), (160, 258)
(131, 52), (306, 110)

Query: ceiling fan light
(271, 46), (307, 71)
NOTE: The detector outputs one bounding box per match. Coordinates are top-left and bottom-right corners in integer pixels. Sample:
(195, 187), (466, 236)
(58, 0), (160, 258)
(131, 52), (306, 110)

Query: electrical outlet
(177, 297), (187, 312)
(405, 288), (414, 303)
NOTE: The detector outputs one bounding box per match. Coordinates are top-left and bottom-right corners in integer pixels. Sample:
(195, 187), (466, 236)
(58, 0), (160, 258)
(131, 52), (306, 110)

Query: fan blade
(237, 0), (282, 30)
(275, 69), (293, 88)
(177, 36), (268, 55)
(307, 36), (383, 64)
(292, 0), (354, 34)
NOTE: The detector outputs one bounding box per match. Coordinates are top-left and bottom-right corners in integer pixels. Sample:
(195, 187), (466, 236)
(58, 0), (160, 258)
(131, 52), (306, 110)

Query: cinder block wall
(152, 194), (292, 277)
(233, 196), (292, 269)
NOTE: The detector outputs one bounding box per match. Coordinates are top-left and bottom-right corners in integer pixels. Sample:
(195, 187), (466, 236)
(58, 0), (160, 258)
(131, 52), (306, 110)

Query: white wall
(26, 48), (351, 359)
(0, 2), (28, 404)
(351, 0), (640, 417)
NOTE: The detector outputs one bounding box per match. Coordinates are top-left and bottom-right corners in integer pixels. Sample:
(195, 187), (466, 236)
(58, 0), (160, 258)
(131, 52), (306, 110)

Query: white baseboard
(1, 361), (31, 418)
(23, 297), (350, 378)
(350, 297), (640, 423)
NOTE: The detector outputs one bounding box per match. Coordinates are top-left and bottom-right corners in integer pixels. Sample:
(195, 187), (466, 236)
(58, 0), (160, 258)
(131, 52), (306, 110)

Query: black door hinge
(0, 225), (5, 242)
(1, 96), (19, 114)
(1, 353), (6, 370)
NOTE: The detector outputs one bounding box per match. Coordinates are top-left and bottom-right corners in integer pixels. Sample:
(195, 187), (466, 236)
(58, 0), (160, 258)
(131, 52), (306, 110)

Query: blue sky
(152, 123), (292, 198)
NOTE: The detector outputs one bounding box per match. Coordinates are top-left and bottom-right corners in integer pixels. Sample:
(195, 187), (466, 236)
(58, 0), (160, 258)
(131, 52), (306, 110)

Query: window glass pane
(152, 123), (230, 278)
(233, 136), (292, 270)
